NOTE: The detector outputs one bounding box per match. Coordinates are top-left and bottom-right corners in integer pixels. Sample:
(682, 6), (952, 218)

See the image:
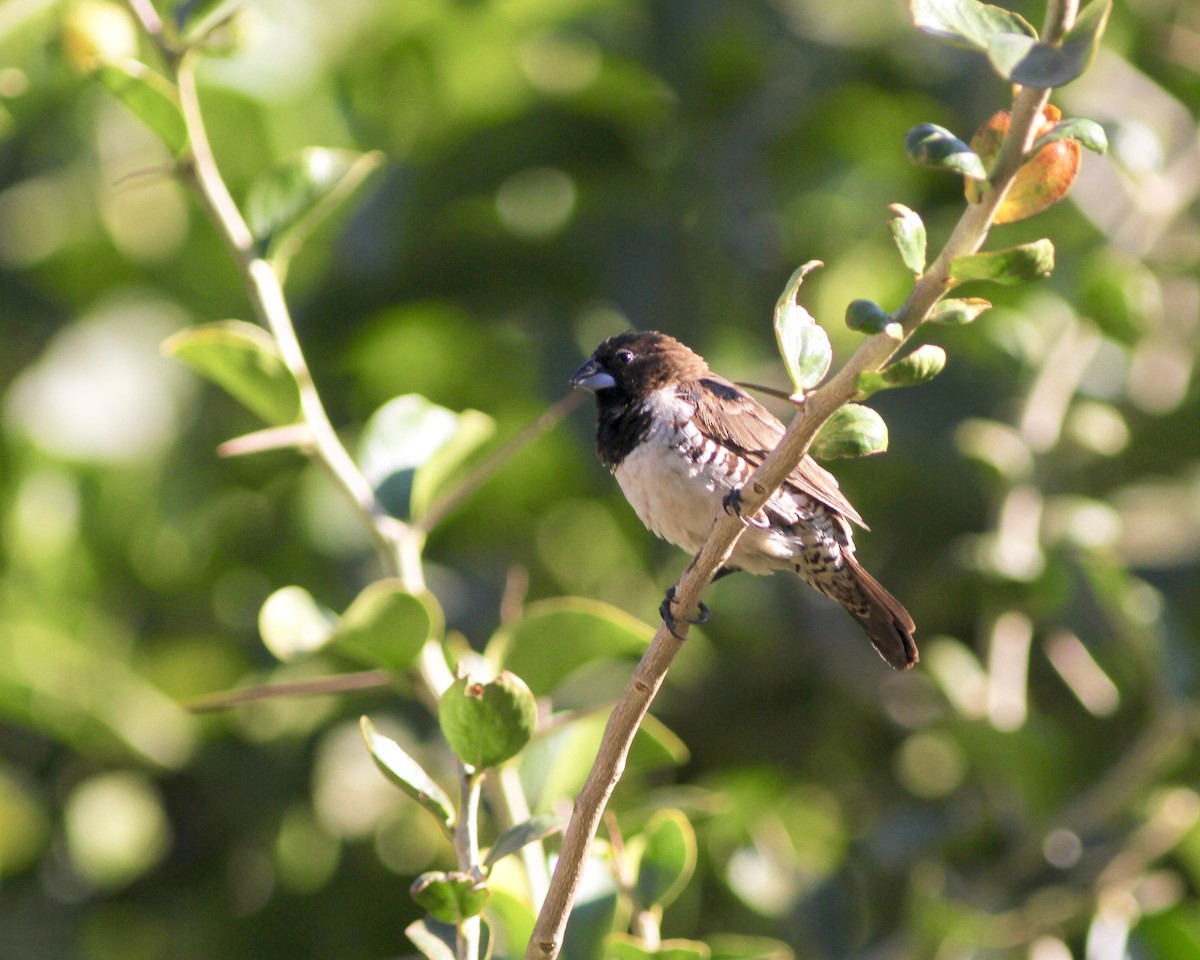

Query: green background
(2, 0), (1199, 957)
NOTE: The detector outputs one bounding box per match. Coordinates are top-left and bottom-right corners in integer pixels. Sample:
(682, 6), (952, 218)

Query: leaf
(811, 405), (889, 460)
(522, 712), (687, 813)
(411, 872), (491, 923)
(484, 815), (563, 869)
(888, 203), (926, 275)
(406, 918), (459, 960)
(904, 123), (987, 181)
(949, 240), (1055, 285)
(258, 586), (336, 662)
(606, 934), (711, 960)
(928, 297), (992, 324)
(844, 299), (897, 337)
(94, 60), (187, 155)
(986, 0), (1111, 87)
(489, 598), (654, 696)
(245, 147), (384, 257)
(162, 320), (302, 426)
(358, 395), (492, 521)
(360, 716), (456, 828)
(328, 580), (435, 672)
(910, 0), (1037, 50)
(438, 672), (537, 770)
(966, 106), (1084, 222)
(857, 345), (947, 395)
(412, 409), (495, 520)
(635, 809), (697, 910)
(1033, 117), (1108, 154)
(773, 261), (831, 393)
(706, 935), (794, 960)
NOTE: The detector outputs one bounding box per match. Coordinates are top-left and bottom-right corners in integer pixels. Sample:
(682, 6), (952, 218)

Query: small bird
(571, 330), (918, 669)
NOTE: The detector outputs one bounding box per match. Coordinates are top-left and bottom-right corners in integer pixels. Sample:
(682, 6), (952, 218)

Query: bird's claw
(722, 488), (768, 528)
(659, 586), (711, 640)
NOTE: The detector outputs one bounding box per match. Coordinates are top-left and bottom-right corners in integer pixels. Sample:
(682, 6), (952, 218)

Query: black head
(570, 331), (709, 401)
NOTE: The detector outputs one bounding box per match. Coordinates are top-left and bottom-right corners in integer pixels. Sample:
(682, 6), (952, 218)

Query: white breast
(610, 388), (806, 574)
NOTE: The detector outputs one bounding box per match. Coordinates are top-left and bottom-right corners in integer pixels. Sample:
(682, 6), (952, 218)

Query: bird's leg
(658, 565), (741, 638)
(722, 487), (769, 528)
(659, 586), (711, 640)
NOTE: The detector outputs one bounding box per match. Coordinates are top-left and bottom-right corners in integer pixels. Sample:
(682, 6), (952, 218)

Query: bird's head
(570, 331), (709, 401)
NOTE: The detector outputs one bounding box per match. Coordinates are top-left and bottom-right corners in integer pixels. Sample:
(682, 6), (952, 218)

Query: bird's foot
(722, 488), (769, 528)
(659, 586), (711, 640)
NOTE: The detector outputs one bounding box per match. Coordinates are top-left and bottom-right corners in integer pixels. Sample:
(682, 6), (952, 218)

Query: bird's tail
(824, 556), (919, 670)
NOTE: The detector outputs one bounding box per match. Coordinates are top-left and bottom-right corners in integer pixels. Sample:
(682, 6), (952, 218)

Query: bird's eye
(615, 349), (634, 366)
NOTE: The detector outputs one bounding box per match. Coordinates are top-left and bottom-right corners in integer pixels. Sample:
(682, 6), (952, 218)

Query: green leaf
(94, 61), (187, 155)
(987, 0), (1111, 87)
(928, 297), (992, 325)
(635, 809), (697, 910)
(484, 815), (563, 869)
(245, 147), (384, 258)
(438, 672), (537, 770)
(904, 123), (987, 180)
(328, 580), (435, 672)
(857, 345), (947, 395)
(844, 299), (897, 336)
(910, 0), (1036, 50)
(706, 935), (794, 960)
(887, 203), (927, 275)
(162, 320), (302, 426)
(950, 239), (1055, 285)
(406, 918), (459, 960)
(1032, 117), (1108, 155)
(811, 404), (889, 460)
(522, 712), (687, 813)
(773, 261), (831, 393)
(606, 934), (711, 960)
(360, 716), (456, 828)
(411, 872), (491, 923)
(258, 586), (336, 662)
(358, 395), (492, 521)
(489, 598), (654, 696)
(412, 409), (495, 520)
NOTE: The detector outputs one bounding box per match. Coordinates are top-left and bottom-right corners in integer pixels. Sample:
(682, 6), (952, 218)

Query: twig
(184, 669), (393, 712)
(525, 16), (1078, 960)
(416, 391), (584, 535)
(455, 767), (484, 960)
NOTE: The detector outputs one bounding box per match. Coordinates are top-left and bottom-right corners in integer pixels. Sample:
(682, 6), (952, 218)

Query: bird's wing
(684, 375), (868, 528)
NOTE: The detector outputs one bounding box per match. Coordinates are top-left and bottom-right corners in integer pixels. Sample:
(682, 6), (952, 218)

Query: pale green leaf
(258, 586), (336, 662)
(360, 716), (456, 828)
(910, 0), (1037, 50)
(950, 240), (1056, 285)
(773, 261), (830, 393)
(162, 321), (301, 426)
(888, 203), (927, 275)
(95, 60), (187, 154)
(905, 123), (987, 180)
(245, 147), (384, 258)
(811, 404), (889, 459)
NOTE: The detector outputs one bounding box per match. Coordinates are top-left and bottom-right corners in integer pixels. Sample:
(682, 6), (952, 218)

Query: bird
(570, 330), (918, 670)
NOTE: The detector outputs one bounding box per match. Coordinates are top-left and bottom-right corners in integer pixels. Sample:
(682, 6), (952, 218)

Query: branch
(526, 51), (1072, 960)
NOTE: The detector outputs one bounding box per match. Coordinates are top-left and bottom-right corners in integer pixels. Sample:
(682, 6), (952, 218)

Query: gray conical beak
(570, 358), (616, 392)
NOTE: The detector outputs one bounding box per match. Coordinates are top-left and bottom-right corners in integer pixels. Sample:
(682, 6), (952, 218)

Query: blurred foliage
(2, 0), (1200, 959)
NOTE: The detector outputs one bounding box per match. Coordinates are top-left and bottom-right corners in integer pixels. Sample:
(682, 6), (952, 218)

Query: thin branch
(184, 669), (393, 712)
(525, 32), (1077, 960)
(455, 768), (484, 960)
(416, 391), (584, 535)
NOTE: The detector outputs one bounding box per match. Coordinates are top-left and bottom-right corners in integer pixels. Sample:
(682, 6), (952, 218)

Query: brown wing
(684, 375), (867, 528)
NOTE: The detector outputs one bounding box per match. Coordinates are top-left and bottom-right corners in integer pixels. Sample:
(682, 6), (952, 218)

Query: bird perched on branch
(571, 330), (918, 669)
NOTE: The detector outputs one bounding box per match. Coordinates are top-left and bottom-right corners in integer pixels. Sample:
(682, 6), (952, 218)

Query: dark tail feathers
(841, 556), (919, 670)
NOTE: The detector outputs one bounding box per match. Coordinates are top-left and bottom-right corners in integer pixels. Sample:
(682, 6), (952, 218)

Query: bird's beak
(570, 358), (616, 392)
